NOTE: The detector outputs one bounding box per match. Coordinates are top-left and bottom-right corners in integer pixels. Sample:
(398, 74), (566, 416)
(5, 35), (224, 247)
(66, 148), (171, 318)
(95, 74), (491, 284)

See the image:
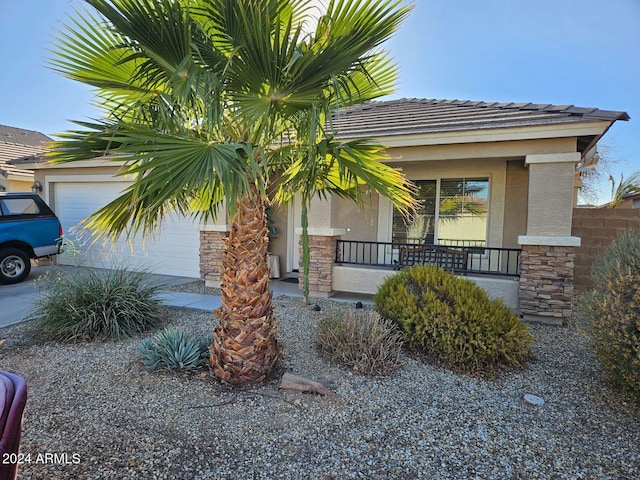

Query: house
(601, 191), (640, 209)
(0, 125), (52, 193)
(33, 98), (629, 324)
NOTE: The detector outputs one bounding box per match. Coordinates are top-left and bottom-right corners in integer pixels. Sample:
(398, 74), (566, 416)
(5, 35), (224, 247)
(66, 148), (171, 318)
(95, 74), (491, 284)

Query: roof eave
(338, 120), (617, 148)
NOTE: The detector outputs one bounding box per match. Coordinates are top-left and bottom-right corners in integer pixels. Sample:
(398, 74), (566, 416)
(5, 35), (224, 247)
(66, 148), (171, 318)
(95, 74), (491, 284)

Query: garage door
(54, 182), (201, 278)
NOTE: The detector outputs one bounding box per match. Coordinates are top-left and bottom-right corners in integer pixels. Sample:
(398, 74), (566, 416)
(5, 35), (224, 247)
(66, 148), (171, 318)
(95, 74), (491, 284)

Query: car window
(0, 198), (41, 216)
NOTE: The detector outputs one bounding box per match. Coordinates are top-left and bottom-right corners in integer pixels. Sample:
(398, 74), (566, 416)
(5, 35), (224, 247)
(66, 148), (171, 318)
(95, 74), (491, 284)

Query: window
(392, 177), (489, 246)
(0, 198), (40, 216)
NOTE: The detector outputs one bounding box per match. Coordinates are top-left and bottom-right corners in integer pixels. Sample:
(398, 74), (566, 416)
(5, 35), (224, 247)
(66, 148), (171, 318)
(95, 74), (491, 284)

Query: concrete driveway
(0, 266), (53, 328)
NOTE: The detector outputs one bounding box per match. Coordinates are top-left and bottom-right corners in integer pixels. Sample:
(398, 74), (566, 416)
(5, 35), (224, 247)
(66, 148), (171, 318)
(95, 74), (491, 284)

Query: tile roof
(0, 126), (51, 179)
(0, 144), (47, 164)
(0, 125), (52, 147)
(331, 98), (629, 139)
(0, 161), (33, 180)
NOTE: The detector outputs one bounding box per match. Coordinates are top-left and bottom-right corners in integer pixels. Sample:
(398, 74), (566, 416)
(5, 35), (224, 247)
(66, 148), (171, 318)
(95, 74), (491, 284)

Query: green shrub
(579, 228), (640, 401)
(316, 310), (404, 376)
(34, 267), (165, 342)
(374, 265), (532, 376)
(139, 327), (210, 372)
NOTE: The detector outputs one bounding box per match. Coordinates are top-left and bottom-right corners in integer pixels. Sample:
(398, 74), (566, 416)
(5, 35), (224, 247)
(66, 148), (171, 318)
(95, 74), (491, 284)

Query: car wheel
(0, 248), (31, 285)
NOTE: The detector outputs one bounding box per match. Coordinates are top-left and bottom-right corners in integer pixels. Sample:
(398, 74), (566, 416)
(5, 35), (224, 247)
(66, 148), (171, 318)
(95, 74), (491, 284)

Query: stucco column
(518, 152), (581, 325)
(201, 225), (230, 288)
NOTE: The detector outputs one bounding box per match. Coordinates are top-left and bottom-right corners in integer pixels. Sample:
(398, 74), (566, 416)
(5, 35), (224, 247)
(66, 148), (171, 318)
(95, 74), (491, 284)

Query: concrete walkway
(0, 265), (372, 329)
(157, 291), (221, 312)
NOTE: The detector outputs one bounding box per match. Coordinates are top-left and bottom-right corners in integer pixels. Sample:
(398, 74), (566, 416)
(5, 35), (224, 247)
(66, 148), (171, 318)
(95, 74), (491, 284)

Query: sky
(1, 0), (639, 203)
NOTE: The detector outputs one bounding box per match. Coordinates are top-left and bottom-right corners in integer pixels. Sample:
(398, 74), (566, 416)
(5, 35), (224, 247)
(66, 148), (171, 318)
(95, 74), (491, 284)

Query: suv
(0, 192), (64, 284)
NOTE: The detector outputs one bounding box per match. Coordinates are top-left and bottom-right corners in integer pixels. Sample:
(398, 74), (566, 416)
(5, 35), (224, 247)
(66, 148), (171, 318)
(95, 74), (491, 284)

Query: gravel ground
(1, 284), (639, 480)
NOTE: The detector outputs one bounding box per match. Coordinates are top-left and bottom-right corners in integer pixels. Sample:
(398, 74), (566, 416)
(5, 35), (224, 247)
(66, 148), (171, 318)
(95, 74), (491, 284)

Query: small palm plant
(608, 171), (640, 207)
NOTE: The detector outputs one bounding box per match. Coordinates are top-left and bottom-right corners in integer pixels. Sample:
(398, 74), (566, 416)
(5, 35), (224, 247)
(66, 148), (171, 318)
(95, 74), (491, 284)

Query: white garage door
(54, 182), (201, 278)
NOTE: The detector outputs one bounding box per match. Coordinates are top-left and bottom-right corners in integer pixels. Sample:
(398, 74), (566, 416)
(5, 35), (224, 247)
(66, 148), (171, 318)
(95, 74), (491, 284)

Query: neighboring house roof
(624, 191), (640, 200)
(0, 125), (51, 147)
(332, 98), (629, 154)
(0, 125), (52, 181)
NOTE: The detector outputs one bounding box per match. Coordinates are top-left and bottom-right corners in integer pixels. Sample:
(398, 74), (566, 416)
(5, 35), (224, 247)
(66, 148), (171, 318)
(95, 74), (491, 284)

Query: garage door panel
(54, 182), (201, 278)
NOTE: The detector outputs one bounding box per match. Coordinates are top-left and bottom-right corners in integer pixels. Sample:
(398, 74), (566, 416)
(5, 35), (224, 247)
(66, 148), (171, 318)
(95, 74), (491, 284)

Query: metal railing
(335, 240), (521, 278)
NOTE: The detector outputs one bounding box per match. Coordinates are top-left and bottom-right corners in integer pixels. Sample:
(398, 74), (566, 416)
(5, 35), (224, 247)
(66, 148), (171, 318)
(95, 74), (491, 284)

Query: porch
(335, 240), (521, 277)
(330, 240), (522, 311)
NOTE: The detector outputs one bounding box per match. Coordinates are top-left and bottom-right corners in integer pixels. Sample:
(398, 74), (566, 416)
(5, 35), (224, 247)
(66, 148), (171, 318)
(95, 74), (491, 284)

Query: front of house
(32, 98), (628, 324)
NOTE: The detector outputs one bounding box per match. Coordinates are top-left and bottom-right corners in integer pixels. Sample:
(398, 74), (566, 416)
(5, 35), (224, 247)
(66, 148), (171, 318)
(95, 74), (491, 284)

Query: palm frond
(277, 138), (417, 216)
(609, 171), (640, 207)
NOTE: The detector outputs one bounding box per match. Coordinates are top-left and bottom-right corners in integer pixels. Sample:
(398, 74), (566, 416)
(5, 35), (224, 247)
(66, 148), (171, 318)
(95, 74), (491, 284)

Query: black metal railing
(335, 240), (521, 277)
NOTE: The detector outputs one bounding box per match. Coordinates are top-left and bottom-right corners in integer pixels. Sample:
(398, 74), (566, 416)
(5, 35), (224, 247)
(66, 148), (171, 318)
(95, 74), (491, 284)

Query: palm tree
(608, 171), (640, 208)
(48, 0), (415, 384)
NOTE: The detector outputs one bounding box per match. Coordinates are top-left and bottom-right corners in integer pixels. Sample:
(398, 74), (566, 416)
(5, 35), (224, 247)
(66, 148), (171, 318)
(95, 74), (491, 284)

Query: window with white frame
(392, 177), (489, 246)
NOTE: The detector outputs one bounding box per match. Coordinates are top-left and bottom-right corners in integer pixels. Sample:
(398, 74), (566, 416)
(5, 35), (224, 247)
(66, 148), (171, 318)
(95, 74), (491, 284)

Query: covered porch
(199, 98), (628, 325)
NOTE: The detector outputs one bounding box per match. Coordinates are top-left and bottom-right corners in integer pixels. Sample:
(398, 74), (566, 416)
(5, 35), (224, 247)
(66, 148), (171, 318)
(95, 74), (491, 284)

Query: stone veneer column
(519, 151), (581, 325)
(518, 243), (576, 325)
(200, 228), (229, 287)
(296, 228), (345, 298)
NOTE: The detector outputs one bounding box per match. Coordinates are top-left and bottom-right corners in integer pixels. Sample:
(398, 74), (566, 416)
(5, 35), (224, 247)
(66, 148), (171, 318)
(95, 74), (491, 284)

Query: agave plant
(139, 327), (209, 372)
(48, 0), (415, 384)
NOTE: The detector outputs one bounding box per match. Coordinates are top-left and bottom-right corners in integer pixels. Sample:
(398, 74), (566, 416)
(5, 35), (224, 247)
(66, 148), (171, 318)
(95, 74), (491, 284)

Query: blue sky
(1, 0), (638, 203)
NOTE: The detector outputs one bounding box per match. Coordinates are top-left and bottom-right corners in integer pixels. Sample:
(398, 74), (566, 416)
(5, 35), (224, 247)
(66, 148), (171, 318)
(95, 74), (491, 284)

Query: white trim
(525, 152), (581, 165)
(200, 224), (230, 232)
(37, 158), (124, 169)
(376, 196), (393, 243)
(294, 227), (346, 236)
(44, 174), (132, 184)
(342, 121), (613, 148)
(518, 235), (581, 247)
(287, 199), (295, 272)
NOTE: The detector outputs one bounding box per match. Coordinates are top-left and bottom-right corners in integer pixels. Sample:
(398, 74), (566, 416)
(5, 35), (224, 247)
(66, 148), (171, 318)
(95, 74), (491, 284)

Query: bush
(34, 267), (165, 342)
(139, 327), (210, 372)
(374, 265), (532, 376)
(316, 310), (404, 376)
(579, 228), (640, 402)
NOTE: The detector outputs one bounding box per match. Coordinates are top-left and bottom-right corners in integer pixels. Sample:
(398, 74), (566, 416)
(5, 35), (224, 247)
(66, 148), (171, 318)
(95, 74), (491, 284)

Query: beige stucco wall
(525, 154), (579, 237)
(313, 153), (529, 279)
(6, 178), (33, 192)
(295, 137), (584, 248)
(333, 190), (379, 241)
(384, 137), (576, 163)
(266, 202), (288, 272)
(502, 160), (529, 248)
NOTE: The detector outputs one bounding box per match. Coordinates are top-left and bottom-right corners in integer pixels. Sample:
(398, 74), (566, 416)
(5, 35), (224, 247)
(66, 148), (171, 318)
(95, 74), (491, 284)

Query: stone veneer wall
(519, 245), (575, 324)
(200, 230), (228, 284)
(300, 235), (337, 295)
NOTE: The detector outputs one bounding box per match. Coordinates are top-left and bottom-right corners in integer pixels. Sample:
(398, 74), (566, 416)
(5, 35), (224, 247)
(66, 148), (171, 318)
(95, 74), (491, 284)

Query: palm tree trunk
(209, 183), (281, 384)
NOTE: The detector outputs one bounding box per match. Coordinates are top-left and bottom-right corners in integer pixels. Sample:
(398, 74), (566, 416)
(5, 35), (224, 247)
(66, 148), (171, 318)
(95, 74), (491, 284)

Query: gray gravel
(1, 289), (639, 479)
